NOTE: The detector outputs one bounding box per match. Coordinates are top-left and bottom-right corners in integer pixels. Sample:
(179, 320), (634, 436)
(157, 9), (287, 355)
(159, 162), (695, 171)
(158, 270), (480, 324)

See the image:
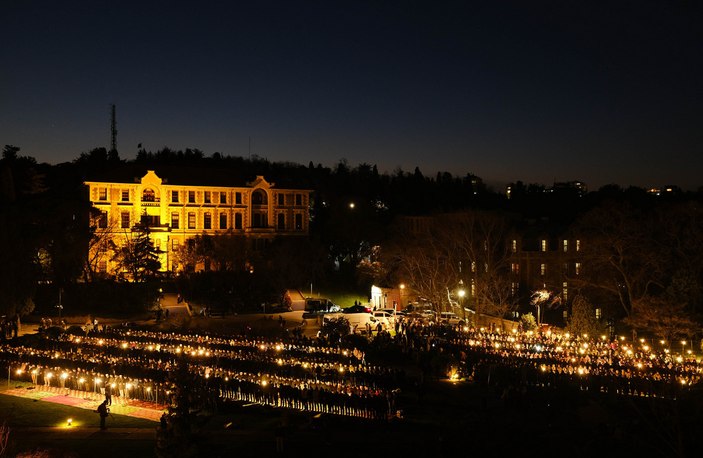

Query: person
(96, 400), (109, 430)
(104, 383), (112, 406)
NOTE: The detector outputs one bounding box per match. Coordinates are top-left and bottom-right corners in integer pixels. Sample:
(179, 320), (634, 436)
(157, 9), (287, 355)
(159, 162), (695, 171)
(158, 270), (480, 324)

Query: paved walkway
(3, 386), (165, 421)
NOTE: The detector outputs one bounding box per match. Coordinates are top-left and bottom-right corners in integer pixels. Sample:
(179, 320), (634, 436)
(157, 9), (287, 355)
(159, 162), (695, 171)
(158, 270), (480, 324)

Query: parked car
(343, 304), (372, 314)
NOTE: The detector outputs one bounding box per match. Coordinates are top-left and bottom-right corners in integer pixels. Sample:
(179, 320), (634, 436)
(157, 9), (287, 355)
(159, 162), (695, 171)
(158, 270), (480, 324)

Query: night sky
(2, 1), (701, 190)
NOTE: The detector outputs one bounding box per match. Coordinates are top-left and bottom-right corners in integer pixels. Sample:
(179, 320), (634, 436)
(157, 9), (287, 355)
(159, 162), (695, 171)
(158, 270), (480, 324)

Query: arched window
(252, 189), (267, 205)
(142, 188), (156, 202)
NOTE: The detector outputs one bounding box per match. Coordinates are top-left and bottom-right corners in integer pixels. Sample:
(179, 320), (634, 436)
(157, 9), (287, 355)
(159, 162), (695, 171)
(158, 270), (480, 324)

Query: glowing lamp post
(457, 282), (466, 321)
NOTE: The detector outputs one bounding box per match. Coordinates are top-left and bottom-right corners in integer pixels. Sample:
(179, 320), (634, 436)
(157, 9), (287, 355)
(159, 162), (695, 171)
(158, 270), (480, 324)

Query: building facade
(85, 170), (312, 275)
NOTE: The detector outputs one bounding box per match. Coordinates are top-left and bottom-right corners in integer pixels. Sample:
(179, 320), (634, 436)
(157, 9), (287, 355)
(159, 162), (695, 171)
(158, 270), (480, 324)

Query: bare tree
(569, 201), (667, 318)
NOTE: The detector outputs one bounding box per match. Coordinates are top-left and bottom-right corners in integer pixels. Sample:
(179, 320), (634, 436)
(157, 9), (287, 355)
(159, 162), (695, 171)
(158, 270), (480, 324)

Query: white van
(439, 312), (463, 325)
(323, 312), (381, 334)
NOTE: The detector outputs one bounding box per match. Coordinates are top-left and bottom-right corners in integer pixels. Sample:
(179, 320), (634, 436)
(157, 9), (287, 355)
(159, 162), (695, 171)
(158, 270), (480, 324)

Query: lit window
(562, 281), (568, 301)
(511, 240), (517, 253)
(171, 213), (179, 229)
(511, 282), (519, 295)
(471, 261), (476, 273)
(188, 212), (196, 229)
(576, 240), (581, 252)
(172, 239), (179, 250)
(563, 240), (568, 252)
(511, 263), (519, 274)
(540, 264), (546, 276)
(575, 262), (581, 276)
(541, 240), (547, 252)
(595, 308), (602, 319)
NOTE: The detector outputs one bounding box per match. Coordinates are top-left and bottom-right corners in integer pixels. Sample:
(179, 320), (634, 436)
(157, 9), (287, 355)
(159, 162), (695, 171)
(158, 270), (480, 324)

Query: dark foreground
(4, 377), (702, 458)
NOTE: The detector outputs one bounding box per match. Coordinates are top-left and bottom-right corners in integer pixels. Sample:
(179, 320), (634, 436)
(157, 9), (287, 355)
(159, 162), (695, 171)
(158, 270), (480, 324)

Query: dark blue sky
(2, 1), (701, 190)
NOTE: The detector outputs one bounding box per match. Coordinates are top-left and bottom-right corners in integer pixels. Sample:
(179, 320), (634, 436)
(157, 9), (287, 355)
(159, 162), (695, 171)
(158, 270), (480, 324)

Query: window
(142, 189), (155, 202)
(98, 260), (107, 272)
(562, 281), (568, 301)
(541, 239), (547, 252)
(171, 213), (180, 229)
(220, 192), (226, 204)
(511, 263), (519, 274)
(563, 310), (569, 320)
(122, 190), (130, 201)
(97, 211), (108, 229)
(278, 194), (285, 206)
(576, 240), (581, 252)
(595, 308), (602, 319)
(252, 189), (267, 205)
(219, 213), (227, 229)
(540, 263), (546, 276)
(172, 239), (179, 250)
(563, 240), (568, 252)
(188, 191), (195, 203)
(295, 214), (303, 230)
(204, 212), (212, 229)
(120, 212), (130, 229)
(98, 188), (107, 201)
(295, 194), (302, 206)
(575, 262), (581, 276)
(511, 239), (517, 253)
(171, 190), (179, 202)
(188, 212), (196, 229)
(204, 191), (211, 204)
(471, 261), (476, 273)
(277, 213), (285, 229)
(235, 192), (242, 204)
(511, 282), (519, 295)
(235, 213), (243, 229)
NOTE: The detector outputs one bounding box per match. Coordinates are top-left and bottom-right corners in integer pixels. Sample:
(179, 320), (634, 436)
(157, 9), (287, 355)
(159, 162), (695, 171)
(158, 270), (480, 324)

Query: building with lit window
(85, 170), (312, 276)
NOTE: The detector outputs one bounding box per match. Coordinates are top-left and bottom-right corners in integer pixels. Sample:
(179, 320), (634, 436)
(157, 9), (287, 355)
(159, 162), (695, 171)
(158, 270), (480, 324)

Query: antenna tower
(110, 104), (117, 152)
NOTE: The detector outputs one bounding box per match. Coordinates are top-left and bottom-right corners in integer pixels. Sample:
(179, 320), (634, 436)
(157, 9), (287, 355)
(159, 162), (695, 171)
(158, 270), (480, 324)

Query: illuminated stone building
(85, 170), (312, 276)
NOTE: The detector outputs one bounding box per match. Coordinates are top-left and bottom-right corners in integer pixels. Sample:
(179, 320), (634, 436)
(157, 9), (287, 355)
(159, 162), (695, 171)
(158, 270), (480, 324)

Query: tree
(624, 296), (698, 343)
(438, 211), (518, 318)
(566, 295), (604, 338)
(155, 358), (202, 458)
(111, 225), (162, 281)
(569, 200), (667, 318)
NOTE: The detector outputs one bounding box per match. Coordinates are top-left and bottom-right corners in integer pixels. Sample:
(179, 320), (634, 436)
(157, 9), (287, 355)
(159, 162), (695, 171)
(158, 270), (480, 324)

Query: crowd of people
(1, 314), (701, 421)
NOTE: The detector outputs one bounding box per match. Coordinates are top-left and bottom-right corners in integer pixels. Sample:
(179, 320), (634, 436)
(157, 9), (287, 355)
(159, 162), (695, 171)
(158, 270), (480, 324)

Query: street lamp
(457, 280), (466, 321)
